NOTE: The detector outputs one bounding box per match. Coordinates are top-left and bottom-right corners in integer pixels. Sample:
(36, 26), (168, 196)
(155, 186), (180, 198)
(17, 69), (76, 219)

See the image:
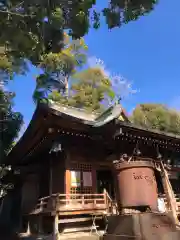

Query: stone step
(20, 233), (102, 240)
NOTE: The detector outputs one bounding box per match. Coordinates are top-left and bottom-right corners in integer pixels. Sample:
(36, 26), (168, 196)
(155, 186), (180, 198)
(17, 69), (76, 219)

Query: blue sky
(8, 0), (180, 132)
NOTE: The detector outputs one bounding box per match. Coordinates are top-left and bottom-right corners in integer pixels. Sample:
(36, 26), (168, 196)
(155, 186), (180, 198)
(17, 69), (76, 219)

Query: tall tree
(33, 34), (88, 103)
(131, 103), (180, 135)
(49, 67), (115, 113)
(0, 88), (23, 160)
(0, 45), (23, 203)
(0, 0), (158, 67)
(0, 46), (28, 85)
(0, 46), (23, 159)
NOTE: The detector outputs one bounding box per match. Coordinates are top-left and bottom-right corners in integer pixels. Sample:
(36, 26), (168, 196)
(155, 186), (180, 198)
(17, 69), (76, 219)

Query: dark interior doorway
(96, 170), (115, 199)
(154, 170), (164, 194)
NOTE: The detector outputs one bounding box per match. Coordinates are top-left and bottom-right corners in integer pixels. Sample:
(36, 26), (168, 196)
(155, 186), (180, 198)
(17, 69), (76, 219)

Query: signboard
(71, 171), (81, 187)
(83, 171), (92, 187)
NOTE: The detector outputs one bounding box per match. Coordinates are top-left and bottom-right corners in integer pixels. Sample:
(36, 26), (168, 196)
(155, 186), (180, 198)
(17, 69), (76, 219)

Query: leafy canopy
(0, 0), (158, 66)
(131, 103), (180, 135)
(0, 89), (23, 160)
(33, 34), (88, 103)
(33, 34), (116, 112)
(0, 87), (23, 198)
(49, 67), (115, 113)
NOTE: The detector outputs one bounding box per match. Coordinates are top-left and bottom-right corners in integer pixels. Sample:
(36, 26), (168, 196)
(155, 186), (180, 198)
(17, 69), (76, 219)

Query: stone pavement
(20, 232), (102, 240)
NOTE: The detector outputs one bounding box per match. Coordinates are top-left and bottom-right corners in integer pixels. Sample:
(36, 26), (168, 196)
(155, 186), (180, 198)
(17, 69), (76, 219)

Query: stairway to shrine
(160, 194), (180, 216)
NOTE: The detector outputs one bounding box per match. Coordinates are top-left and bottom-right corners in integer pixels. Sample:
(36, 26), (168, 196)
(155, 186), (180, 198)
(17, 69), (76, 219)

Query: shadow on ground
(0, 230), (101, 240)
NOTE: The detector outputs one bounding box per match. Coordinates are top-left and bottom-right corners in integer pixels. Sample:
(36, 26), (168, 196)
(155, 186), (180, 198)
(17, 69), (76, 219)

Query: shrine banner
(83, 171), (92, 187)
(71, 171), (81, 187)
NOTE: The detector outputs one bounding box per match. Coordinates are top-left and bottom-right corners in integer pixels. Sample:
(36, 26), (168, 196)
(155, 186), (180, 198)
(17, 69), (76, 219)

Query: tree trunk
(64, 76), (69, 97)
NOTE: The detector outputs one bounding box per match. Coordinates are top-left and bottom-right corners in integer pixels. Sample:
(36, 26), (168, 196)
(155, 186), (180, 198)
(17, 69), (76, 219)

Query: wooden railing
(159, 193), (180, 214)
(31, 191), (115, 215)
(106, 191), (119, 215)
(32, 192), (180, 216)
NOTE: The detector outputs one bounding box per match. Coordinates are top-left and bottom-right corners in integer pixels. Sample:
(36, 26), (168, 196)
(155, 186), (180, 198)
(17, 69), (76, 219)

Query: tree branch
(0, 9), (33, 18)
(13, 1), (24, 10)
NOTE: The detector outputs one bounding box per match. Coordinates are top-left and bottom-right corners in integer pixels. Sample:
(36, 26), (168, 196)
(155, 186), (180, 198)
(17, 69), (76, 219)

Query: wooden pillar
(49, 158), (53, 195)
(104, 188), (108, 212)
(38, 215), (43, 234)
(26, 220), (31, 236)
(92, 168), (97, 193)
(53, 213), (59, 240)
(65, 151), (71, 196)
(113, 168), (118, 201)
(65, 170), (71, 195)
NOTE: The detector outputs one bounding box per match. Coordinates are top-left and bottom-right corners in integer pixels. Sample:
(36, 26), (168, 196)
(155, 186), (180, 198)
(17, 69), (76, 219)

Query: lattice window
(69, 163), (93, 198)
(82, 187), (92, 194)
(70, 163), (92, 171)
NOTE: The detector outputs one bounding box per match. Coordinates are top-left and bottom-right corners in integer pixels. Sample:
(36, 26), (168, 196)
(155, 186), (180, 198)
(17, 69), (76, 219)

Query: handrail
(52, 193), (105, 196)
(159, 194), (180, 207)
(33, 192), (109, 214)
(32, 191), (121, 217)
(159, 194), (180, 199)
(38, 193), (105, 200)
(159, 161), (179, 225)
(37, 193), (105, 204)
(105, 191), (119, 215)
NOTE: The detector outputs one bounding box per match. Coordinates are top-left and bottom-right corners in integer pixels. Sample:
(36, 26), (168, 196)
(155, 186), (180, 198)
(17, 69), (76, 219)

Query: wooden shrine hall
(4, 101), (180, 237)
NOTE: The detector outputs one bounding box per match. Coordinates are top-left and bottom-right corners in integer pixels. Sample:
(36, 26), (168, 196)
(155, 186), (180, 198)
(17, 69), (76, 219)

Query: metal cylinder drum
(113, 160), (158, 211)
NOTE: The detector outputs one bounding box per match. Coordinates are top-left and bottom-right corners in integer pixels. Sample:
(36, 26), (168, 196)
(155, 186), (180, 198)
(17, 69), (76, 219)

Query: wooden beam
(65, 170), (71, 195)
(59, 217), (93, 223)
(38, 215), (43, 234)
(52, 209), (106, 216)
(49, 158), (53, 195)
(160, 161), (179, 226)
(92, 168), (97, 193)
(26, 220), (31, 236)
(53, 213), (59, 240)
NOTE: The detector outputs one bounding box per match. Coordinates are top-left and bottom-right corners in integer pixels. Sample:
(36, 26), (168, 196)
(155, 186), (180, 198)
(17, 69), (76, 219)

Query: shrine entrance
(96, 170), (115, 199)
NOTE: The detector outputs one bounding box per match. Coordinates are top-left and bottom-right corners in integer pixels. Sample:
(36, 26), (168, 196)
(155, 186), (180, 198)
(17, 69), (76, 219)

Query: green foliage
(49, 67), (115, 113)
(33, 34), (116, 112)
(0, 45), (28, 83)
(0, 165), (14, 198)
(0, 89), (23, 160)
(131, 103), (180, 135)
(0, 0), (158, 67)
(33, 35), (88, 103)
(103, 0), (158, 28)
